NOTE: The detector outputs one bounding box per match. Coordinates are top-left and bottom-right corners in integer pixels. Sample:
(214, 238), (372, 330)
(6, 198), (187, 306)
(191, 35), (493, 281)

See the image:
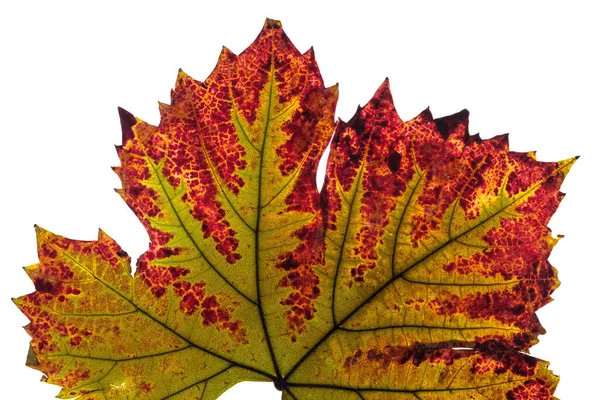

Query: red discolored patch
(36, 259), (74, 281)
(410, 123), (569, 248)
(331, 122), (366, 192)
(32, 278), (81, 300)
(160, 80), (245, 263)
(21, 306), (57, 354)
(410, 131), (509, 245)
(344, 344), (464, 371)
(441, 154), (566, 280)
(39, 243), (58, 259)
(326, 81), (417, 286)
(147, 227), (174, 247)
(513, 167), (565, 224)
(140, 381), (153, 394)
(428, 274), (556, 342)
(95, 237), (131, 268)
(321, 175), (341, 232)
(349, 226), (379, 286)
(320, 130), (349, 234)
(276, 220), (323, 342)
(272, 31), (316, 104)
(33, 278), (61, 296)
(281, 89), (336, 223)
(55, 323), (91, 348)
(34, 359), (64, 379)
(117, 103), (244, 265)
(403, 298), (425, 311)
(172, 280), (247, 343)
(349, 263), (373, 286)
(171, 70), (246, 199)
(343, 348), (363, 368)
(115, 119), (164, 220)
(444, 217), (556, 280)
(173, 280), (205, 315)
(458, 135), (509, 220)
(17, 229), (138, 391)
(471, 340), (538, 377)
(474, 333), (533, 351)
(276, 84), (337, 182)
(136, 248), (188, 298)
(506, 379), (552, 400)
(506, 153), (559, 197)
(56, 363), (91, 388)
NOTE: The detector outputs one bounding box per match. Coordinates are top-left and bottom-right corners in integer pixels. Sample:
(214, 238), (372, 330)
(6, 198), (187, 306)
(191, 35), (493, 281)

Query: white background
(1, 1), (598, 398)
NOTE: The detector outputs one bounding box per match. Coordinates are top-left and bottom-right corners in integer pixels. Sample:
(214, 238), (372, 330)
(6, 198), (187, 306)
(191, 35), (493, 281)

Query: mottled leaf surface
(16, 19), (574, 400)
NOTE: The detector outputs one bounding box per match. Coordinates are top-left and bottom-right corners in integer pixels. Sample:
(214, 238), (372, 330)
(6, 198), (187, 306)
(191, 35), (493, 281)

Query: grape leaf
(15, 19), (575, 399)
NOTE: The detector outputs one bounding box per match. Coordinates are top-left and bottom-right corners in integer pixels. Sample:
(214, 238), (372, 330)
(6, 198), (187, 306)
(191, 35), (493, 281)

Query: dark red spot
(137, 262), (189, 298)
(387, 150), (401, 172)
(34, 278), (59, 295)
(39, 244), (58, 259)
(172, 280), (247, 343)
(141, 382), (153, 393)
(276, 220), (323, 341)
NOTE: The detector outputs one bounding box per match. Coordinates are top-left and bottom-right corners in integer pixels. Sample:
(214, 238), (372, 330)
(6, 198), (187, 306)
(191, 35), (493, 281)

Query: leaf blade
(16, 19), (573, 400)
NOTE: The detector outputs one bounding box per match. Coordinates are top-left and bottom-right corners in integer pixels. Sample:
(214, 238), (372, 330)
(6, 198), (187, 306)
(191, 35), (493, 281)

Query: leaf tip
(263, 17), (283, 30)
(326, 83), (340, 102)
(434, 108), (470, 139)
(420, 106), (433, 120)
(118, 106), (136, 144)
(367, 78), (394, 107)
(217, 46), (238, 66)
(380, 77), (390, 90)
(176, 68), (188, 83)
(467, 132), (483, 144)
(26, 345), (39, 368)
(557, 156), (579, 175)
(158, 101), (171, 119)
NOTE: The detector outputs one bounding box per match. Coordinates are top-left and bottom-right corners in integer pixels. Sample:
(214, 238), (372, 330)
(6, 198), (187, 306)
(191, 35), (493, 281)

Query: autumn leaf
(15, 19), (575, 399)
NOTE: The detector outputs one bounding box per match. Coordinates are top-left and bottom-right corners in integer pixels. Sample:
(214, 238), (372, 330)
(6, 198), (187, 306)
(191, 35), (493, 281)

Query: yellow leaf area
(15, 227), (263, 399)
(15, 19), (574, 400)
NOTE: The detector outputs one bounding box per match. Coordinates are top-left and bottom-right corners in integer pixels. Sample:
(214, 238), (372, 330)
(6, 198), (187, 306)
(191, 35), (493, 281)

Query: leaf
(15, 19), (575, 399)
